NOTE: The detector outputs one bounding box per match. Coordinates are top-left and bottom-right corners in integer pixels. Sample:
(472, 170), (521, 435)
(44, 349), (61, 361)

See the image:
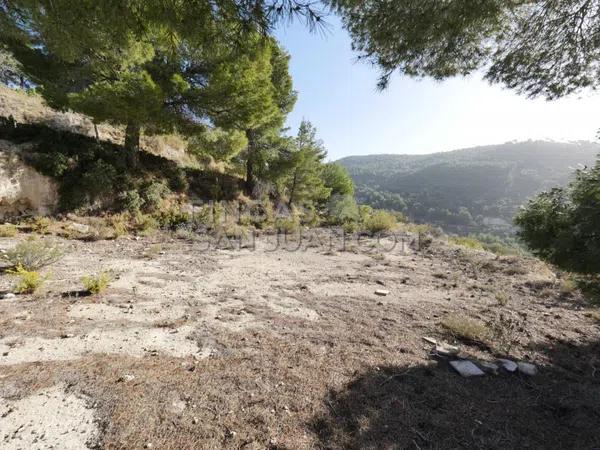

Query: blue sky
(276, 18), (600, 161)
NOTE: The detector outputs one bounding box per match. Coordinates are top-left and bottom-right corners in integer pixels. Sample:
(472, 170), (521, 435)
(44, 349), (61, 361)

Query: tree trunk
(124, 122), (140, 168)
(288, 170), (298, 209)
(245, 129), (255, 196)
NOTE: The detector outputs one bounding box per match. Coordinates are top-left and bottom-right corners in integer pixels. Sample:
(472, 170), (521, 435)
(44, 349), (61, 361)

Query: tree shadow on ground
(311, 341), (600, 449)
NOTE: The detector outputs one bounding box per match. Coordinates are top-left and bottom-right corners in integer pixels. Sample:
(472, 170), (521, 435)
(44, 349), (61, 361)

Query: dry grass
(0, 232), (598, 449)
(441, 314), (490, 344)
(0, 223), (17, 237)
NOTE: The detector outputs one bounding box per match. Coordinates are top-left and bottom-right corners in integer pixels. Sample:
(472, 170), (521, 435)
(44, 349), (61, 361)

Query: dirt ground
(0, 229), (599, 449)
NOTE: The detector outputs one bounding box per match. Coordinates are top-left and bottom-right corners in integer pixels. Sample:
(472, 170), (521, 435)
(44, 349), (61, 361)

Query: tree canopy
(0, 1), (302, 156)
(329, 0), (600, 98)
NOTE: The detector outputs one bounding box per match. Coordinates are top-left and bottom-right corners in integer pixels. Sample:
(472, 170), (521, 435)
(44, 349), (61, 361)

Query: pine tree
(284, 120), (330, 208)
(0, 2), (294, 165)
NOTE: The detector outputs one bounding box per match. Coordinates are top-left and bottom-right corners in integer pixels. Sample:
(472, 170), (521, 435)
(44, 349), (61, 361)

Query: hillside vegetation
(339, 141), (600, 236)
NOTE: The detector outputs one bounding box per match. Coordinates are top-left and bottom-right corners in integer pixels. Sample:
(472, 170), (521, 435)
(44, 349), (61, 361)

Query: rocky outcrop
(0, 140), (58, 219)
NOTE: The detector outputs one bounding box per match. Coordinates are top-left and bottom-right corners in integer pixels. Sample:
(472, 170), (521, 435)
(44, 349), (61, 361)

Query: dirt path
(0, 231), (599, 449)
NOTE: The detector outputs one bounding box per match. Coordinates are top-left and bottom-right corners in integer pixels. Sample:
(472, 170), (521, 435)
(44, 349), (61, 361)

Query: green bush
(119, 190), (144, 213)
(154, 208), (190, 229)
(515, 159), (600, 274)
(9, 264), (46, 294)
(82, 271), (112, 295)
(362, 210), (397, 234)
(275, 215), (301, 234)
(0, 238), (64, 270)
(326, 195), (360, 226)
(141, 181), (171, 212)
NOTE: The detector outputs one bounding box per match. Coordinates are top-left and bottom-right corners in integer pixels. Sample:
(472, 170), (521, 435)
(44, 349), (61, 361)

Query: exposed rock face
(0, 140), (57, 219)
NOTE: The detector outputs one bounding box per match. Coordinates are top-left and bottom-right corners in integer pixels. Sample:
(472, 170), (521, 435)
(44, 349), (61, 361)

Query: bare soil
(0, 230), (599, 449)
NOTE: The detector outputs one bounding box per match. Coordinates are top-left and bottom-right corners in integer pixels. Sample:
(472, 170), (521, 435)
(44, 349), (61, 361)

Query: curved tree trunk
(124, 122), (140, 168)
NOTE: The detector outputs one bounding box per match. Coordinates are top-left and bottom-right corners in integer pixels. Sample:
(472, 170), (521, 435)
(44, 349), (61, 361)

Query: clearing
(0, 230), (599, 449)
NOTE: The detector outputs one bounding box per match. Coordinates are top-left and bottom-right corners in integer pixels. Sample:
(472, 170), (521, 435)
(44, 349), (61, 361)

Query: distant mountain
(338, 140), (600, 237)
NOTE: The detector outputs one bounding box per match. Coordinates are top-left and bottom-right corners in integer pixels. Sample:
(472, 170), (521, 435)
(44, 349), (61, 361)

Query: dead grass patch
(441, 314), (490, 344)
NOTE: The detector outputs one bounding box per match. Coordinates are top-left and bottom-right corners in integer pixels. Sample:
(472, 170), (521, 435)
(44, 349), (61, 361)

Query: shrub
(0, 224), (17, 237)
(485, 312), (525, 355)
(107, 214), (129, 237)
(31, 216), (53, 234)
(275, 215), (301, 234)
(134, 213), (159, 236)
(450, 236), (484, 250)
(0, 238), (64, 270)
(142, 181), (172, 212)
(441, 315), (490, 344)
(326, 195), (360, 226)
(515, 159), (600, 274)
(82, 271), (112, 295)
(9, 264), (45, 294)
(119, 190), (144, 213)
(494, 291), (509, 306)
(154, 208), (190, 230)
(363, 210), (397, 234)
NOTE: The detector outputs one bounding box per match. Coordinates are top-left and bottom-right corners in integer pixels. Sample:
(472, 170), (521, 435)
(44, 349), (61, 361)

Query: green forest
(339, 141), (600, 237)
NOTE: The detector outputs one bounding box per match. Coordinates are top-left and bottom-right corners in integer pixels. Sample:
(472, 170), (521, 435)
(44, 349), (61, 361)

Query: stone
(449, 360), (485, 377)
(479, 361), (500, 374)
(68, 223), (90, 234)
(1, 292), (16, 299)
(517, 362), (538, 376)
(422, 337), (438, 345)
(435, 344), (459, 357)
(497, 359), (518, 372)
(375, 289), (390, 296)
(376, 279), (386, 286)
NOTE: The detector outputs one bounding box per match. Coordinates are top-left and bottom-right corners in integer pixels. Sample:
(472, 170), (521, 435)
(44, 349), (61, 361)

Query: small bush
(9, 264), (45, 294)
(134, 213), (159, 235)
(31, 216), (53, 234)
(107, 214), (129, 238)
(362, 210), (397, 234)
(558, 276), (577, 297)
(486, 312), (525, 355)
(494, 291), (509, 306)
(0, 238), (64, 270)
(441, 315), (490, 344)
(142, 181), (172, 212)
(82, 271), (112, 295)
(275, 215), (301, 234)
(450, 236), (484, 250)
(154, 208), (190, 230)
(119, 190), (144, 213)
(0, 224), (17, 237)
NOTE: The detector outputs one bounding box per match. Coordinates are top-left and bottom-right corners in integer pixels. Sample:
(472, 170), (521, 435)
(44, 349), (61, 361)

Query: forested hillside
(339, 141), (600, 236)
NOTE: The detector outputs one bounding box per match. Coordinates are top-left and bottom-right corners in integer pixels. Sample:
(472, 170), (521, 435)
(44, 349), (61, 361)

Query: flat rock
(498, 359), (518, 372)
(374, 289), (390, 296)
(450, 360), (485, 377)
(517, 362), (538, 376)
(1, 293), (16, 299)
